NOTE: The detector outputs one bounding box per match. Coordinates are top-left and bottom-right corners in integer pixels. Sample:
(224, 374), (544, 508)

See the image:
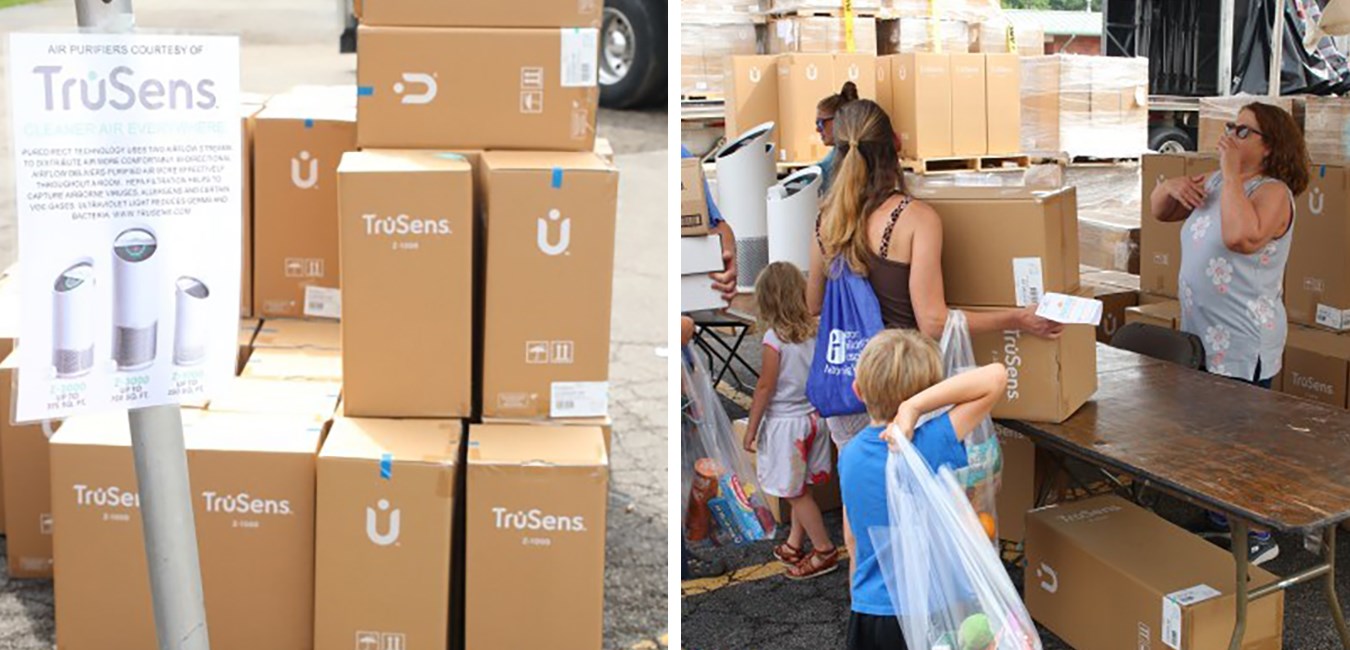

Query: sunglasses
(1224, 122), (1264, 140)
(815, 116), (835, 131)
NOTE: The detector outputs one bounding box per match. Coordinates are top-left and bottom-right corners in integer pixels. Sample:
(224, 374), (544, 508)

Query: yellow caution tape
(844, 0), (856, 53)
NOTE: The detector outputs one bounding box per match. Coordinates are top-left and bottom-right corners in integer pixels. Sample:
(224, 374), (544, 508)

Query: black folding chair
(1109, 322), (1207, 370)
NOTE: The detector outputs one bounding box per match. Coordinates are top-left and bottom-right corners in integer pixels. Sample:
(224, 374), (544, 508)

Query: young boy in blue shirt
(838, 329), (1008, 649)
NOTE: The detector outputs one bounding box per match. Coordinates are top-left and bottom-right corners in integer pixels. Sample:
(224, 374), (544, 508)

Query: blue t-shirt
(681, 146), (722, 227)
(839, 413), (968, 616)
(817, 148), (837, 196)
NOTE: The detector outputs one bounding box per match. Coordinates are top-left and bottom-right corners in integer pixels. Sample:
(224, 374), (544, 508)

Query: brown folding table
(1000, 344), (1350, 649)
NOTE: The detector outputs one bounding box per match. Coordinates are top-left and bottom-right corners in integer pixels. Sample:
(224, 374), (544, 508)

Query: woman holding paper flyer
(1149, 102), (1308, 565)
(806, 99), (1064, 450)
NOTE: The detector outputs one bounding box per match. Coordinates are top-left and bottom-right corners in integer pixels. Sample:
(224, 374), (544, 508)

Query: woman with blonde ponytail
(807, 99), (1064, 451)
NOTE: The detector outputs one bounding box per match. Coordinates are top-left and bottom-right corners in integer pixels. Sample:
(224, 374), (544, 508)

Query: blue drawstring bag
(806, 256), (884, 417)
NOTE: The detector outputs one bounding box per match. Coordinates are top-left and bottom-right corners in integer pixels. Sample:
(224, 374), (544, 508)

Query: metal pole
(1269, 0), (1286, 97)
(72, 2), (212, 649)
(1218, 0), (1234, 95)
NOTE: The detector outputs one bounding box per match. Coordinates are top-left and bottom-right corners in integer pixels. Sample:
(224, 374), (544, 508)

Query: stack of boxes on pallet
(6, 4), (617, 650)
(682, 0), (762, 98)
(1018, 54), (1149, 158)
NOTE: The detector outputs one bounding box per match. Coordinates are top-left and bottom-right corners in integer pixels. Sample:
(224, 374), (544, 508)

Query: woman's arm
(1151, 174), (1209, 223)
(744, 343), (782, 452)
(807, 223), (825, 316)
(887, 363), (1008, 443)
(1219, 181), (1292, 254)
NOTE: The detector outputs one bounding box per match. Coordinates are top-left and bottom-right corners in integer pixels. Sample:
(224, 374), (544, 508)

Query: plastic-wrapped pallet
(1067, 164), (1142, 274)
(889, 0), (1001, 22)
(684, 0), (764, 14)
(682, 18), (760, 96)
(771, 0), (883, 11)
(877, 17), (971, 54)
(768, 15), (878, 54)
(1019, 56), (1060, 153)
(1087, 56), (1147, 155)
(1198, 94), (1304, 153)
(1305, 96), (1350, 163)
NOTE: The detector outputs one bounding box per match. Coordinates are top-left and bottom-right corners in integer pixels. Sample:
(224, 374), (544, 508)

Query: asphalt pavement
(683, 327), (1350, 650)
(0, 1), (668, 649)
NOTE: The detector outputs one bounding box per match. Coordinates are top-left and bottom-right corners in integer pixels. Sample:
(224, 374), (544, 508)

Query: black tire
(339, 26), (357, 54)
(600, 0), (667, 109)
(1149, 125), (1195, 153)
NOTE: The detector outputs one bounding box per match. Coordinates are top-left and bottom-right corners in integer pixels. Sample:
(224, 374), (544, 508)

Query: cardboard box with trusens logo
(481, 151), (617, 419)
(891, 52), (952, 160)
(1026, 495), (1284, 650)
(725, 56), (780, 148)
(356, 27), (599, 151)
(466, 424), (608, 649)
(338, 150), (474, 417)
(1288, 162), (1350, 331)
(252, 102), (356, 318)
(776, 54), (877, 163)
(49, 410), (323, 650)
(1140, 153), (1219, 299)
(1280, 325), (1350, 409)
(681, 157), (711, 237)
(954, 308), (1097, 423)
(912, 186), (1080, 308)
(315, 417), (462, 650)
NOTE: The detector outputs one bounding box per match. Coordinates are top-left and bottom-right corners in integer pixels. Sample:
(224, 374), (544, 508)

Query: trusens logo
(493, 507), (586, 532)
(201, 491), (292, 516)
(537, 209), (571, 255)
(394, 72), (437, 105)
(73, 484), (141, 508)
(363, 213), (452, 236)
(291, 150), (318, 189)
(366, 499), (401, 546)
(32, 65), (218, 111)
(1037, 562), (1058, 593)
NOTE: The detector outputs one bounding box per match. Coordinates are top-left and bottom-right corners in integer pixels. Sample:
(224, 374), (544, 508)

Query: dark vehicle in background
(340, 0), (667, 109)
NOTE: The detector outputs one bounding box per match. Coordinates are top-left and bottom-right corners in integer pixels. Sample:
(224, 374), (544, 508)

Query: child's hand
(742, 428), (757, 453)
(881, 403), (920, 450)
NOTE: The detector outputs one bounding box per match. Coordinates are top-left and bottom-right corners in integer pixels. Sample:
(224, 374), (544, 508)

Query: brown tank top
(817, 196), (919, 330)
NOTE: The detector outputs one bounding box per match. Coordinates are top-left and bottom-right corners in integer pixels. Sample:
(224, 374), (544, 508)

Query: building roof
(1004, 9), (1103, 38)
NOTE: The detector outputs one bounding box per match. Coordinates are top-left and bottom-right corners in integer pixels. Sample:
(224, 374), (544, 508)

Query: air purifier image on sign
(112, 227), (159, 371)
(714, 121), (776, 292)
(173, 276), (209, 366)
(52, 259), (96, 378)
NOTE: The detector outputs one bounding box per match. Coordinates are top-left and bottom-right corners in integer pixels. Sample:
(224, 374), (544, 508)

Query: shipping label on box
(466, 425), (607, 649)
(252, 103), (356, 318)
(338, 150), (474, 418)
(481, 152), (617, 418)
(315, 418), (461, 650)
(682, 158), (711, 236)
(357, 27), (599, 151)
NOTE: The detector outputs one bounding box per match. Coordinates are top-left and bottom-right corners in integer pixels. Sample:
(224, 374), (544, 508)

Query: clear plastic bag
(870, 434), (1041, 650)
(940, 310), (1002, 543)
(681, 349), (778, 546)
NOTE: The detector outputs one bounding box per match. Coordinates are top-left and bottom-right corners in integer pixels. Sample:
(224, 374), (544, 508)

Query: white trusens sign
(7, 33), (241, 421)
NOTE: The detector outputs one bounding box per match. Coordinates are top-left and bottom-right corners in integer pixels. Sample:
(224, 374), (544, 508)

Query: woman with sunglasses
(1149, 102), (1309, 565)
(814, 81), (859, 195)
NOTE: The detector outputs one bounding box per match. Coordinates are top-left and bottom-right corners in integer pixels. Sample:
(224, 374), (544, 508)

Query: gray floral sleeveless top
(1178, 173), (1294, 381)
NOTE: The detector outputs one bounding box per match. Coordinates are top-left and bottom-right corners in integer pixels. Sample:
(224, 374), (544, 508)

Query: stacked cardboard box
(682, 0), (761, 96)
(1304, 97), (1350, 163)
(1027, 496), (1285, 649)
(0, 351), (60, 579)
(778, 53), (878, 162)
(768, 15), (880, 55)
(1197, 94), (1304, 154)
(877, 17), (972, 55)
(909, 185), (1097, 423)
(1081, 267), (1140, 344)
(1138, 153), (1219, 300)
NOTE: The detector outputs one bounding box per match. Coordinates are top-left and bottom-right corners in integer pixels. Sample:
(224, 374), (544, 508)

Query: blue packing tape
(551, 167), (563, 188)
(304, 119), (314, 129)
(357, 86), (374, 97)
(380, 453), (393, 480)
(1321, 165), (1327, 178)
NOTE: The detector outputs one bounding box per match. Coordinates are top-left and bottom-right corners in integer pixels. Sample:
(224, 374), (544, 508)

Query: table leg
(1229, 517), (1249, 650)
(712, 325), (754, 389)
(1322, 525), (1350, 648)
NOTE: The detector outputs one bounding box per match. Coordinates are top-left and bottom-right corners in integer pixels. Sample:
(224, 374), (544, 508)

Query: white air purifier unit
(714, 121), (776, 292)
(112, 227), (159, 371)
(173, 276), (209, 366)
(52, 259), (96, 378)
(766, 165), (823, 272)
